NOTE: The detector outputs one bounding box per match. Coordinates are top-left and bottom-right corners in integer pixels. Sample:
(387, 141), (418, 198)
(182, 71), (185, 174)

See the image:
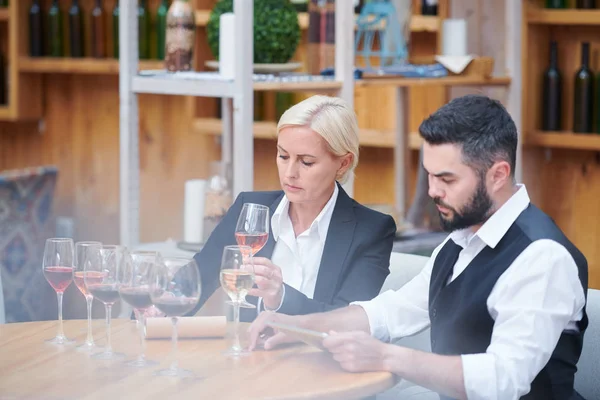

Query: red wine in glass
(119, 287), (153, 310)
(44, 266), (74, 292)
(153, 297), (198, 317)
(235, 232), (268, 255)
(88, 284), (121, 304)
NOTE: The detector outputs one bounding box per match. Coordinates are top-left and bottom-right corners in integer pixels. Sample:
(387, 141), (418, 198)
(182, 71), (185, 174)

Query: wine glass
(234, 203), (269, 308)
(43, 238), (76, 345)
(74, 241), (102, 351)
(220, 245), (255, 357)
(85, 245), (127, 360)
(149, 256), (201, 377)
(118, 250), (161, 368)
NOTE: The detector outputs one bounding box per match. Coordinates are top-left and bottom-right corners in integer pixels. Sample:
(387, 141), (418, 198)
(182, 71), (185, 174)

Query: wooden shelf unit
(521, 0), (600, 288)
(526, 131), (600, 150)
(19, 57), (164, 74)
(193, 117), (423, 150)
(195, 10), (440, 33)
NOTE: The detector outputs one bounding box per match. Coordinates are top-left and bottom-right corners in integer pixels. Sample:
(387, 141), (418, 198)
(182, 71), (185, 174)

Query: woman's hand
(248, 257), (284, 310)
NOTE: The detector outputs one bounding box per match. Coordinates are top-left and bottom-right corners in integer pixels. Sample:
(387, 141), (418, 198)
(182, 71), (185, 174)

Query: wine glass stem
(56, 291), (65, 338)
(104, 304), (113, 354)
(85, 295), (94, 345)
(169, 317), (179, 372)
(233, 303), (241, 351)
(137, 310), (147, 361)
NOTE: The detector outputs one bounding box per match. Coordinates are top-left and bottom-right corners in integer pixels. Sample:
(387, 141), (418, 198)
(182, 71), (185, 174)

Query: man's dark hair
(418, 94), (518, 178)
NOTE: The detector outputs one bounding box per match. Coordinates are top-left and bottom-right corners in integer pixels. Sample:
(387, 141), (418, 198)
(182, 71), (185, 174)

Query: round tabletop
(0, 319), (396, 399)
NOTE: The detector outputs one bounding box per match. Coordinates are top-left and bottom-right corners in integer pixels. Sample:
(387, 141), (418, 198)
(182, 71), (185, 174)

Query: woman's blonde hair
(276, 95), (359, 184)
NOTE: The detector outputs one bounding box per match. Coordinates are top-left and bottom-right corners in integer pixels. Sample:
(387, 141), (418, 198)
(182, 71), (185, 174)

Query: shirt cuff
(461, 353), (498, 400)
(351, 298), (390, 342)
(258, 285), (286, 313)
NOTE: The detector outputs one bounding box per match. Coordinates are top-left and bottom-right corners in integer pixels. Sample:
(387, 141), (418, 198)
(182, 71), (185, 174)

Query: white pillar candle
(184, 179), (207, 243)
(442, 18), (468, 57)
(219, 13), (236, 79)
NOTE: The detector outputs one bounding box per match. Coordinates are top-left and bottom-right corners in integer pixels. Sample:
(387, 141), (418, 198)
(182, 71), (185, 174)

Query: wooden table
(0, 292), (396, 399)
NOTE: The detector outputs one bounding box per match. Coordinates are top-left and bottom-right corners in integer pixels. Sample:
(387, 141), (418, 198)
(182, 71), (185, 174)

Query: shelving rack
(118, 0), (520, 248)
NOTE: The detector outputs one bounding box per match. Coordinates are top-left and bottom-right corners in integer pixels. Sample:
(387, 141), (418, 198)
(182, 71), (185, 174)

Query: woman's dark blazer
(190, 183), (397, 320)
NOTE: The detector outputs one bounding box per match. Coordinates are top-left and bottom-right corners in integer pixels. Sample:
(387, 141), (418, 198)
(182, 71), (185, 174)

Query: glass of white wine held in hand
(234, 203), (269, 308)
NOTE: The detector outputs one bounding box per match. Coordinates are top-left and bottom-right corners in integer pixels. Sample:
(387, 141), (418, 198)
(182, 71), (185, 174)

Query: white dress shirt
(259, 184), (338, 311)
(353, 185), (586, 400)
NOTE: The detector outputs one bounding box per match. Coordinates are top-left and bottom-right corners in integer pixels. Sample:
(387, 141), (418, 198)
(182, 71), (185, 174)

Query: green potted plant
(206, 0), (301, 66)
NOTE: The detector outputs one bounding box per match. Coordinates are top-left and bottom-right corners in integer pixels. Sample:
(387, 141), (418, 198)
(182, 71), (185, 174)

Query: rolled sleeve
(352, 295), (392, 342)
(461, 353), (498, 400)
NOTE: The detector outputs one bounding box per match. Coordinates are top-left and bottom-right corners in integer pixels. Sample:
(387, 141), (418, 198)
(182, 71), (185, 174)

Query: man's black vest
(429, 204), (588, 400)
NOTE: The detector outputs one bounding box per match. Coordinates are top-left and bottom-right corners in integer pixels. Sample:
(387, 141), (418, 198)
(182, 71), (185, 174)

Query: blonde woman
(192, 95), (396, 320)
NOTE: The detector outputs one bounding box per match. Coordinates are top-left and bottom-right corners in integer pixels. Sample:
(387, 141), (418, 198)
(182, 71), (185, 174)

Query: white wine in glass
(150, 256), (201, 378)
(234, 203), (269, 308)
(43, 238), (75, 345)
(220, 245), (255, 357)
(74, 241), (103, 351)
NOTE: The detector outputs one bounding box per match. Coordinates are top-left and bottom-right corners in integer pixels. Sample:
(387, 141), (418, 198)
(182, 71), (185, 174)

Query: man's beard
(434, 178), (494, 232)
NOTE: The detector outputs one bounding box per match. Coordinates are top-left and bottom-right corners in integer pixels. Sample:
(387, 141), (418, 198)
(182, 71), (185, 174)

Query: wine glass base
(46, 335), (75, 345)
(76, 342), (96, 352)
(125, 358), (159, 368)
(154, 367), (194, 378)
(226, 300), (256, 309)
(222, 348), (251, 358)
(91, 350), (126, 360)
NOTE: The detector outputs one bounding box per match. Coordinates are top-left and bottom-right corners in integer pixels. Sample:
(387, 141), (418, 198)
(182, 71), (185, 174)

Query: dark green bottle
(138, 0), (150, 60)
(47, 0), (64, 57)
(546, 0), (566, 7)
(68, 0), (84, 57)
(0, 0), (8, 7)
(29, 0), (44, 57)
(0, 51), (6, 106)
(156, 0), (169, 60)
(573, 42), (594, 133)
(91, 0), (106, 58)
(542, 41), (561, 131)
(112, 4), (119, 58)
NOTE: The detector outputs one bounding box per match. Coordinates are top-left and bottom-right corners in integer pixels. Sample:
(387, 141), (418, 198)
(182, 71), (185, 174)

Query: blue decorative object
(355, 0), (409, 71)
(379, 63), (448, 78)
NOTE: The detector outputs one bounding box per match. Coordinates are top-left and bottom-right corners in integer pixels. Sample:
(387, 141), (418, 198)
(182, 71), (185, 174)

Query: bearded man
(247, 94), (588, 400)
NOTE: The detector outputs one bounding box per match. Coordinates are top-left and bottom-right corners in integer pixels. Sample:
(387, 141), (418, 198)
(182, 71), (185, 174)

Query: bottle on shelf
(576, 0), (596, 8)
(91, 0), (106, 58)
(112, 4), (119, 58)
(0, 51), (6, 106)
(290, 0), (308, 13)
(165, 0), (195, 72)
(47, 0), (64, 57)
(573, 42), (594, 134)
(0, 0), (8, 7)
(546, 0), (566, 7)
(422, 0), (438, 16)
(156, 0), (169, 60)
(29, 0), (44, 57)
(354, 0), (364, 14)
(68, 0), (84, 58)
(138, 0), (150, 60)
(542, 41), (562, 132)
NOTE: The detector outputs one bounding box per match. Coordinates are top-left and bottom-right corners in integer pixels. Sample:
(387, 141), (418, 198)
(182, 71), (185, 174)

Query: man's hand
(248, 257), (284, 310)
(247, 311), (300, 351)
(323, 330), (391, 373)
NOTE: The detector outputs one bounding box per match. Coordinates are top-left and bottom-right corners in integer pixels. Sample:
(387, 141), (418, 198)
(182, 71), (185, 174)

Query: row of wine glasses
(42, 238), (201, 377)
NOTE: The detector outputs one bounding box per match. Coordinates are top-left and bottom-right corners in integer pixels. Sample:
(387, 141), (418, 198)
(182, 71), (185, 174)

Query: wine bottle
(573, 42), (594, 133)
(0, 51), (6, 106)
(546, 0), (566, 7)
(0, 0), (8, 7)
(138, 0), (150, 60)
(290, 0), (308, 12)
(576, 0), (596, 8)
(156, 0), (169, 60)
(69, 0), (84, 57)
(112, 4), (119, 58)
(422, 0), (438, 15)
(542, 41), (561, 132)
(354, 0), (364, 14)
(47, 0), (64, 57)
(29, 0), (44, 57)
(91, 0), (106, 58)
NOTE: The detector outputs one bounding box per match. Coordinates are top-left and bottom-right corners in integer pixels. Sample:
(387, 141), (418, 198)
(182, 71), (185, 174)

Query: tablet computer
(266, 321), (329, 351)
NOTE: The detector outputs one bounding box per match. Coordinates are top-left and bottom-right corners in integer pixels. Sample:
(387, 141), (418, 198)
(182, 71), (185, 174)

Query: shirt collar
(271, 183), (339, 241)
(449, 184), (530, 249)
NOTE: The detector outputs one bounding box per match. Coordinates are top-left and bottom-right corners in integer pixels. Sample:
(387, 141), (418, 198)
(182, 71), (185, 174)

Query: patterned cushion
(0, 166), (58, 322)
